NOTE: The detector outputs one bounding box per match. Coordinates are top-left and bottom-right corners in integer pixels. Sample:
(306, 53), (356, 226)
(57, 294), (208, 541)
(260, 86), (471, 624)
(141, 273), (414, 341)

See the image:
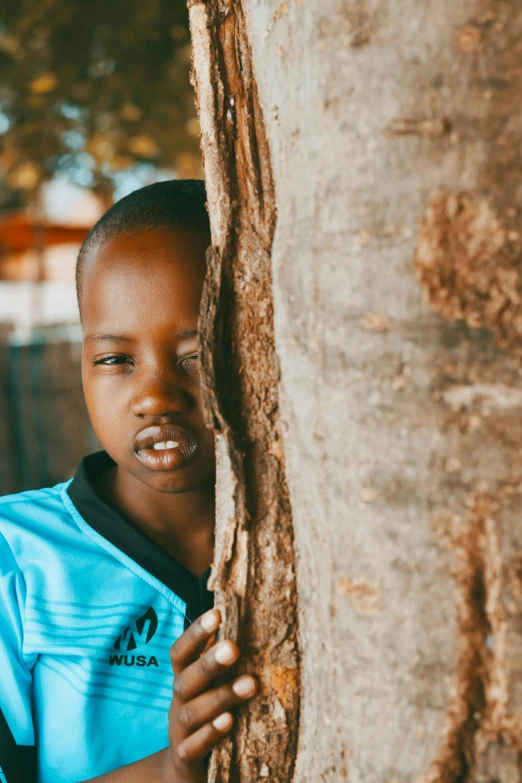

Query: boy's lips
(134, 424), (198, 471)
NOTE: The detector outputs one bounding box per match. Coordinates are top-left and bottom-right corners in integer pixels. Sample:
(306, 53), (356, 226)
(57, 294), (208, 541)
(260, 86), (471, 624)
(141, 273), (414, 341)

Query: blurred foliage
(0, 0), (201, 210)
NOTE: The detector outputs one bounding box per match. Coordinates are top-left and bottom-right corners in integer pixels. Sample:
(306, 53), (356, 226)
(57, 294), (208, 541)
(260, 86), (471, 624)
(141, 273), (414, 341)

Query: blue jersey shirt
(0, 452), (213, 783)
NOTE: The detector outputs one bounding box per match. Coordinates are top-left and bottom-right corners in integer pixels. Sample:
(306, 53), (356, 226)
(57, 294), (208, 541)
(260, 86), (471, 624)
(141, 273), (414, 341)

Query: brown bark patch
(385, 116), (451, 137)
(422, 494), (522, 783)
(336, 576), (382, 617)
(414, 191), (522, 353)
(361, 312), (390, 332)
(263, 663), (300, 712)
(317, 3), (376, 49)
(455, 26), (482, 54)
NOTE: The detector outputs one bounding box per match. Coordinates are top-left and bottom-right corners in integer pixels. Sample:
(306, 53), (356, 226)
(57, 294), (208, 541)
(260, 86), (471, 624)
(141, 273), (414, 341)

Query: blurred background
(0, 0), (201, 494)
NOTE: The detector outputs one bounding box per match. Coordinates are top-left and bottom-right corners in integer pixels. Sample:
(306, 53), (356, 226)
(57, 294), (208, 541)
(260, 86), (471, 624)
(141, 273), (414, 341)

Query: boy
(0, 181), (257, 783)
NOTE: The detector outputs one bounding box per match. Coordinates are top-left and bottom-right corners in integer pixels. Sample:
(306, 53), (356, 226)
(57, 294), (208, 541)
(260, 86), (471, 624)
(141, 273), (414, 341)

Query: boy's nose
(130, 374), (192, 418)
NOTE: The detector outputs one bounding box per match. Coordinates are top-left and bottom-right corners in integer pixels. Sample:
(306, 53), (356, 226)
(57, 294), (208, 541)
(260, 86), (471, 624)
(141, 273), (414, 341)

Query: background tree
(0, 0), (201, 209)
(189, 1), (522, 781)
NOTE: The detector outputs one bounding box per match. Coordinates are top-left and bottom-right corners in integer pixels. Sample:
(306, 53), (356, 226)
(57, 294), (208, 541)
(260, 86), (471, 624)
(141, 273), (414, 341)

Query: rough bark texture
(189, 2), (300, 781)
(191, 1), (522, 782)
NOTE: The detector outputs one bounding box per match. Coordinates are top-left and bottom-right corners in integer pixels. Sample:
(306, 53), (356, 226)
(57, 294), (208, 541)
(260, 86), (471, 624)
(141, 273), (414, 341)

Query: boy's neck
(96, 465), (215, 579)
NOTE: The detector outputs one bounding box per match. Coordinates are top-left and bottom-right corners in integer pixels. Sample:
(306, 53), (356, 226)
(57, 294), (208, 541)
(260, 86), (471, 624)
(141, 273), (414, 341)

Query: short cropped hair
(76, 179), (209, 314)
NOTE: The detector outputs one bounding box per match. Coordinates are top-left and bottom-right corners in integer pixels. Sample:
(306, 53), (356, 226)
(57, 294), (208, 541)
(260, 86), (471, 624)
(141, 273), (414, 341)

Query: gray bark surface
(191, 1), (522, 781)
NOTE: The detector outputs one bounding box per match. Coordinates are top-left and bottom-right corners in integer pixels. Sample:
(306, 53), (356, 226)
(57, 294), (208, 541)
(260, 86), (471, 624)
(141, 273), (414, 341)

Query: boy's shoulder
(0, 480), (70, 516)
(0, 481), (75, 558)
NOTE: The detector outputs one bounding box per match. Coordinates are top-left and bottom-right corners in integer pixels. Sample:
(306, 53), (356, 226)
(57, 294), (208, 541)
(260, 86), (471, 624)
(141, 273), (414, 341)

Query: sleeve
(0, 531), (37, 783)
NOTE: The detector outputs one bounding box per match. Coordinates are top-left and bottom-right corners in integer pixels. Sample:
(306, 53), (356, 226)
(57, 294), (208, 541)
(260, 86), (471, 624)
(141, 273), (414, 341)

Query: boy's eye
(179, 353), (199, 376)
(93, 355), (132, 366)
(91, 354), (198, 372)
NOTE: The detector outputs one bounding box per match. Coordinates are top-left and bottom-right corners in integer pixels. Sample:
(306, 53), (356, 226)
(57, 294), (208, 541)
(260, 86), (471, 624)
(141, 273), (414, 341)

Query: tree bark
(190, 1), (522, 781)
(189, 2), (300, 781)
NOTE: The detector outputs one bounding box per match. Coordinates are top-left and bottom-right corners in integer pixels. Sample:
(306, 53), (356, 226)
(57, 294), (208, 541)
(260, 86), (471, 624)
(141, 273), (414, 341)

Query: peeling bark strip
(423, 496), (522, 783)
(188, 2), (300, 782)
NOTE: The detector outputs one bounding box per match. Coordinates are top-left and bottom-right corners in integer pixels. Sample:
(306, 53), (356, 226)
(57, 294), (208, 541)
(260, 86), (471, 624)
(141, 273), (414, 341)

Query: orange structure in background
(0, 212), (89, 281)
(0, 212), (89, 253)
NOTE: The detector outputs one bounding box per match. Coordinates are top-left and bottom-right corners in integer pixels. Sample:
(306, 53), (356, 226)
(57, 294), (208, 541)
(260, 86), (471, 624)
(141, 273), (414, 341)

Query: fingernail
(200, 609), (219, 632)
(213, 712), (233, 731)
(232, 675), (257, 697)
(214, 642), (237, 665)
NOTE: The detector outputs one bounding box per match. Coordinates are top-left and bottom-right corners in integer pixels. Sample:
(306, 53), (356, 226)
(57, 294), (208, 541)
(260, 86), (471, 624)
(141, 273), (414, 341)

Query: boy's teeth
(152, 440), (179, 450)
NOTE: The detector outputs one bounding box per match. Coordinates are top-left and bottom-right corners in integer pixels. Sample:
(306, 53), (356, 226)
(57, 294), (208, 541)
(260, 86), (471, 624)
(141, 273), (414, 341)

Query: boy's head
(76, 179), (210, 317)
(77, 180), (216, 496)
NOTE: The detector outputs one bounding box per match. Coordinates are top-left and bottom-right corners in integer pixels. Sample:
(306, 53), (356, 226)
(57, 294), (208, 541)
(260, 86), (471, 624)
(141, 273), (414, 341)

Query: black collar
(67, 451), (213, 628)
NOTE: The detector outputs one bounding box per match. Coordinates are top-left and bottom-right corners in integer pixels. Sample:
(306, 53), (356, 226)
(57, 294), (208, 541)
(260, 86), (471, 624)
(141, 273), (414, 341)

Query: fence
(0, 325), (98, 495)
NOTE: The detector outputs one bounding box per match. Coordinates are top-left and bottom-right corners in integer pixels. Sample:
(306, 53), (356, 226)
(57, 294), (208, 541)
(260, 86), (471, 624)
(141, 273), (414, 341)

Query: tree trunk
(189, 1), (522, 781)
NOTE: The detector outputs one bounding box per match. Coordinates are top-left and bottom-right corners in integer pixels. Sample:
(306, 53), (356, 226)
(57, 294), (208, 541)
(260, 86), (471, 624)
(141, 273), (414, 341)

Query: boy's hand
(165, 609), (257, 783)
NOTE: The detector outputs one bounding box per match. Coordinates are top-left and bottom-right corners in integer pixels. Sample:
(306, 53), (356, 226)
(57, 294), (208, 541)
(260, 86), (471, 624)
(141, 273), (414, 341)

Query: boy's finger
(201, 632), (217, 655)
(172, 640), (239, 703)
(170, 609), (221, 676)
(176, 712), (234, 763)
(175, 675), (257, 735)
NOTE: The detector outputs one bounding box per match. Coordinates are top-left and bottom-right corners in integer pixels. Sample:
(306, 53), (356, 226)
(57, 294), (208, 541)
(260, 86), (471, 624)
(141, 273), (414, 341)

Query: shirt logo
(114, 606), (158, 651)
(109, 607), (160, 668)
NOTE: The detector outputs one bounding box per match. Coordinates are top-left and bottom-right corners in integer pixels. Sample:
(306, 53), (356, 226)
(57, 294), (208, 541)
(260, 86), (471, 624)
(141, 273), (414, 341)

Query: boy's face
(81, 227), (216, 495)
